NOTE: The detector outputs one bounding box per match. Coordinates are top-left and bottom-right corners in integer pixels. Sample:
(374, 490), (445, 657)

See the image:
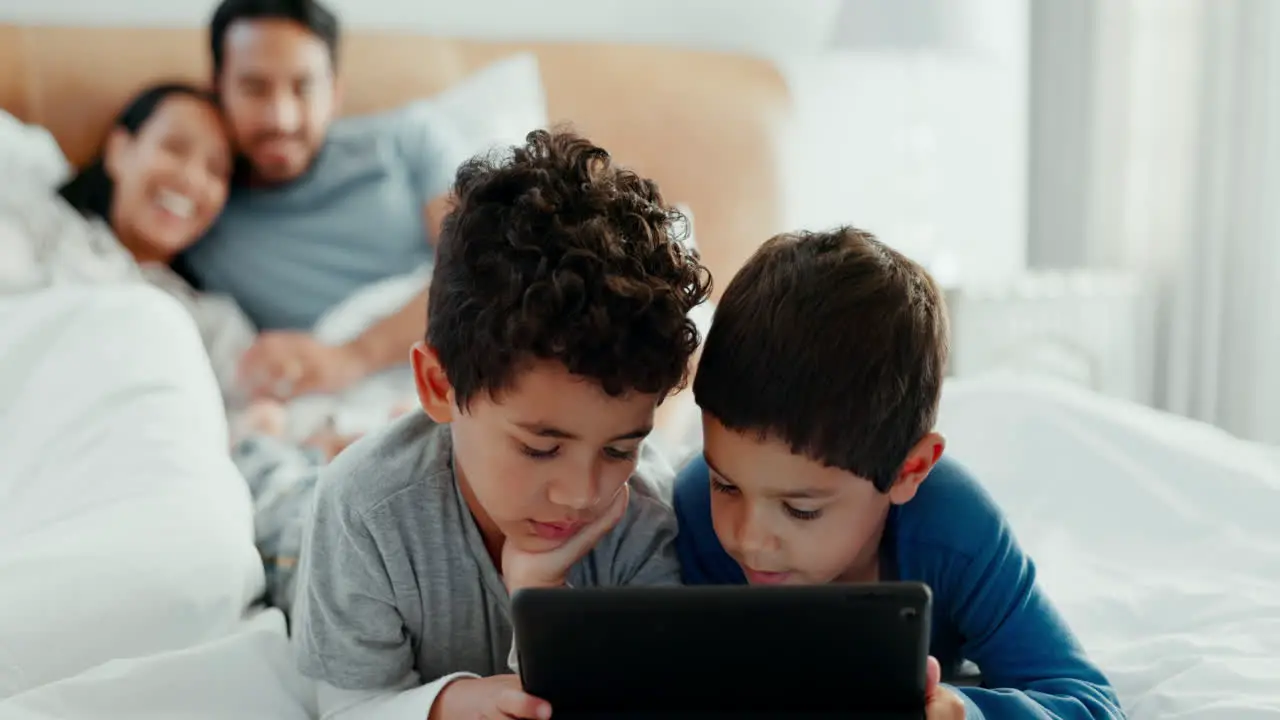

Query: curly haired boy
(292, 129), (712, 720)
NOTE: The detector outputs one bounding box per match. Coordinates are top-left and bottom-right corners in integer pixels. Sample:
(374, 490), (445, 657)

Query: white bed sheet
(939, 375), (1280, 718)
(3, 284), (1276, 719)
(1, 611), (315, 720)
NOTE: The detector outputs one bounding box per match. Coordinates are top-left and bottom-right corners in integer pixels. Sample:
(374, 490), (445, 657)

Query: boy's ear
(411, 341), (454, 424)
(887, 431), (945, 505)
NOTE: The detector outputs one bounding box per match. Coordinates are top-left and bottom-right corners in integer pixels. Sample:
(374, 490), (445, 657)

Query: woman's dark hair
(58, 82), (213, 220)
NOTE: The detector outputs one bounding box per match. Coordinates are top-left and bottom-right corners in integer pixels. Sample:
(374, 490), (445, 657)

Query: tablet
(511, 582), (931, 719)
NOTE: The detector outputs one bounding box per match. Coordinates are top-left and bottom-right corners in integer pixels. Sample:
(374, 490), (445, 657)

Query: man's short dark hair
(428, 128), (713, 406)
(693, 227), (950, 492)
(210, 0), (340, 76)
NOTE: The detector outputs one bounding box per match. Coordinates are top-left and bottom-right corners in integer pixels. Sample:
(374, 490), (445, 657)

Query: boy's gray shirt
(292, 411), (682, 690)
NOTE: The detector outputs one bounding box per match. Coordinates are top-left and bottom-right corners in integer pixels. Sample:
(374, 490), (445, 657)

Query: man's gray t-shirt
(181, 108), (468, 331)
(292, 411), (682, 690)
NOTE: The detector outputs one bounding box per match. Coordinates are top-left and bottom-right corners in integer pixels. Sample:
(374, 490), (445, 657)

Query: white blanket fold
(0, 285), (265, 700)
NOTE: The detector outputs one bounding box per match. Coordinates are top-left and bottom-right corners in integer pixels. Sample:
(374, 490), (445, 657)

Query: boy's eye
(710, 476), (739, 496)
(603, 446), (638, 461)
(784, 504), (822, 521)
(519, 443), (560, 459)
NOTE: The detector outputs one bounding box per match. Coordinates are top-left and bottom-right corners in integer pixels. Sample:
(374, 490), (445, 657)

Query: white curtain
(1029, 0), (1280, 444)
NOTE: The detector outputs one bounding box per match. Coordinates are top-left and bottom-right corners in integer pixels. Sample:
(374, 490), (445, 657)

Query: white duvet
(0, 285), (1277, 718)
(939, 376), (1280, 718)
(0, 285), (286, 709)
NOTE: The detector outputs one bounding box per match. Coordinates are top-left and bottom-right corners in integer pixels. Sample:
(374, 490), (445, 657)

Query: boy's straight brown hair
(692, 227), (950, 492)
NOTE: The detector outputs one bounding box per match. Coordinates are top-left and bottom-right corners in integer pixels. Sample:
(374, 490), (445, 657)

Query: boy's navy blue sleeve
(672, 457), (745, 585)
(914, 462), (1126, 719)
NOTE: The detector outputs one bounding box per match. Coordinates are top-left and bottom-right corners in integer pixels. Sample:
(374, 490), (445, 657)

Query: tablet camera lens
(899, 607), (918, 622)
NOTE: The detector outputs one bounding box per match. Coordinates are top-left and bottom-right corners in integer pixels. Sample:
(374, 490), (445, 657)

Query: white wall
(780, 0), (1029, 282)
(2, 0), (1027, 280)
(0, 0), (840, 56)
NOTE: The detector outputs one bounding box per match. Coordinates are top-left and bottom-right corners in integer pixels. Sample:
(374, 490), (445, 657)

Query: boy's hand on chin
(431, 675), (550, 720)
(925, 656), (967, 719)
(502, 485), (631, 592)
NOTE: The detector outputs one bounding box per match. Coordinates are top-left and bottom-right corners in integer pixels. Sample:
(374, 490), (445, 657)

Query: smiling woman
(59, 83), (232, 264)
(0, 83), (258, 413)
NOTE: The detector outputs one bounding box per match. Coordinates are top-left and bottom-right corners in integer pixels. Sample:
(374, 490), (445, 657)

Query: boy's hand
(925, 656), (967, 719)
(502, 484), (631, 592)
(431, 675), (551, 720)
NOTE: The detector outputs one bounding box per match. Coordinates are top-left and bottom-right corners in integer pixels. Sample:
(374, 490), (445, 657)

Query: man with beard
(181, 0), (467, 402)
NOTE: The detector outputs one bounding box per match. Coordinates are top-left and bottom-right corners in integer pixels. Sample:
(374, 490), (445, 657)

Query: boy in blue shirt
(673, 227), (1125, 719)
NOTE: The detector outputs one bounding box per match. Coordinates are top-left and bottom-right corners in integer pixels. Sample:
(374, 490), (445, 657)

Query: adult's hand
(239, 331), (367, 401)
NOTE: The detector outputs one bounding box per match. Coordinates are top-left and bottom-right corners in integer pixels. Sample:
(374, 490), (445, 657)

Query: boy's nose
(547, 461), (602, 511)
(734, 507), (779, 555)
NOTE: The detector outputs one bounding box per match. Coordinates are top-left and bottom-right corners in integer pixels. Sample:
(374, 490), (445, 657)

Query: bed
(939, 376), (1280, 717)
(2, 22), (1279, 720)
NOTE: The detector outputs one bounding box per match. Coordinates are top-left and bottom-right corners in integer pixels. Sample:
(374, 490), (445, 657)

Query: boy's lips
(742, 567), (792, 585)
(528, 519), (585, 541)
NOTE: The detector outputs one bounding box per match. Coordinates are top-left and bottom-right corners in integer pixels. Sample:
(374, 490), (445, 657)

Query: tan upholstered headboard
(0, 24), (791, 301)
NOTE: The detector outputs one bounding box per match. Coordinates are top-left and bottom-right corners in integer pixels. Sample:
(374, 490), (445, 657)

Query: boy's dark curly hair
(427, 128), (713, 406)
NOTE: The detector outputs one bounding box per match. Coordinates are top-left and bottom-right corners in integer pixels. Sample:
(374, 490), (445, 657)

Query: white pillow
(0, 285), (262, 697)
(0, 111), (70, 198)
(402, 52), (548, 157)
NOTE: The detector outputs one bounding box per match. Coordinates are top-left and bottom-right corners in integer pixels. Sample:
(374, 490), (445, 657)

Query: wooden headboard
(0, 24), (792, 300)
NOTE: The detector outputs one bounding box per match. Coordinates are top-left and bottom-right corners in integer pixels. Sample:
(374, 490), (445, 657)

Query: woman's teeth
(157, 190), (195, 219)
